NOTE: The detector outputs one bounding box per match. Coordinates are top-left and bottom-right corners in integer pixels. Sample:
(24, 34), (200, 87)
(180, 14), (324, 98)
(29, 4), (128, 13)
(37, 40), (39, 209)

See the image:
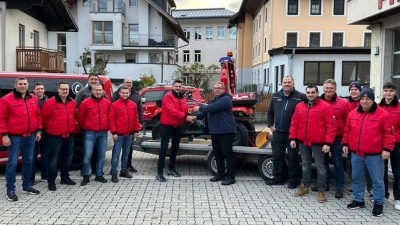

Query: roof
(144, 0), (189, 43)
(349, 6), (400, 25)
(172, 8), (235, 19)
(228, 0), (268, 28)
(268, 47), (371, 57)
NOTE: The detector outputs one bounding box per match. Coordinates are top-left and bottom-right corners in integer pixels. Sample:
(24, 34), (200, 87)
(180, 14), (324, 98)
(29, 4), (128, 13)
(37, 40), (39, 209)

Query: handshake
(186, 106), (201, 123)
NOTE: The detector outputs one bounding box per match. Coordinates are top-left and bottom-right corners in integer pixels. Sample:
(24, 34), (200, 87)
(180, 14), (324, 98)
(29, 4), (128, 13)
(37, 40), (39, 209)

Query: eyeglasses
(124, 82), (132, 84)
(59, 88), (69, 91)
(213, 87), (223, 90)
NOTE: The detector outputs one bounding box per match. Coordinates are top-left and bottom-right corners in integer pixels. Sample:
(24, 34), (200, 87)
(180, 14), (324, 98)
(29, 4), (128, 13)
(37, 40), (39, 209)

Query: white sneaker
(395, 200), (400, 211)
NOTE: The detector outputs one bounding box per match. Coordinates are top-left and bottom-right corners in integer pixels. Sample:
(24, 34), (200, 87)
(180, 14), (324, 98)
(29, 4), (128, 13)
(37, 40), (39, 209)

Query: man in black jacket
(111, 77), (143, 173)
(267, 76), (305, 189)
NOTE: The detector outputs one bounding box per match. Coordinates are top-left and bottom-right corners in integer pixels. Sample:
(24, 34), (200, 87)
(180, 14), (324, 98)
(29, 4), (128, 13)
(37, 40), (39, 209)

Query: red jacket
(342, 103), (395, 156)
(109, 97), (141, 135)
(346, 98), (360, 112)
(289, 98), (336, 146)
(41, 95), (76, 137)
(0, 90), (42, 136)
(78, 95), (110, 131)
(160, 91), (188, 126)
(379, 96), (400, 143)
(321, 94), (349, 137)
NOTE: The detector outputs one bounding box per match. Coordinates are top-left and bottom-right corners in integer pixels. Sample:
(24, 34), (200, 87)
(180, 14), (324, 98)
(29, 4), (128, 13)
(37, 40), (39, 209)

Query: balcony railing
(16, 47), (65, 73)
(89, 0), (125, 14)
(122, 34), (177, 48)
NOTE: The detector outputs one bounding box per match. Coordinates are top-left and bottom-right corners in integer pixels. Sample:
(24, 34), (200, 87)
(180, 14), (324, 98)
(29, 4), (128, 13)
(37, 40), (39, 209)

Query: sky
(174, 0), (242, 12)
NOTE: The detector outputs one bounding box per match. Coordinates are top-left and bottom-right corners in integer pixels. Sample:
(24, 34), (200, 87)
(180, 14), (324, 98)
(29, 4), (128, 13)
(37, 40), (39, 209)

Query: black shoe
(210, 176), (225, 182)
(48, 183), (57, 191)
(221, 176), (236, 185)
(60, 177), (76, 185)
(167, 169), (181, 177)
(111, 175), (119, 183)
(6, 192), (18, 201)
(120, 171), (133, 179)
(335, 189), (344, 199)
(287, 182), (298, 189)
(22, 187), (40, 195)
(31, 179), (36, 186)
(311, 185), (330, 192)
(347, 200), (366, 209)
(94, 176), (108, 183)
(156, 173), (166, 182)
(372, 203), (383, 217)
(127, 165), (138, 173)
(81, 175), (90, 186)
(265, 179), (284, 186)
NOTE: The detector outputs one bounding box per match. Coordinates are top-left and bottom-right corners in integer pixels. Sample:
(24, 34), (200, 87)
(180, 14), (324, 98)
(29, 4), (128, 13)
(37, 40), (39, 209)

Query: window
(258, 15), (261, 29)
(217, 26), (225, 40)
(150, 53), (160, 63)
(310, 0), (322, 15)
(194, 27), (201, 40)
(264, 37), (267, 53)
(183, 50), (189, 63)
(265, 7), (268, 23)
(280, 65), (285, 79)
(94, 53), (104, 65)
(142, 90), (166, 102)
(206, 27), (213, 40)
(176, 54), (178, 63)
(57, 33), (67, 57)
(342, 62), (371, 85)
(332, 32), (343, 47)
(229, 27), (237, 40)
(393, 29), (400, 76)
(125, 53), (136, 63)
(304, 61), (335, 85)
(309, 32), (321, 47)
(98, 0), (107, 12)
(333, 0), (345, 15)
(129, 24), (139, 46)
(195, 50), (201, 62)
(183, 27), (190, 40)
(130, 0), (137, 7)
(258, 42), (260, 56)
(33, 30), (39, 48)
(286, 32), (298, 47)
(93, 21), (113, 44)
(19, 24), (25, 47)
(288, 0), (299, 15)
(364, 33), (372, 47)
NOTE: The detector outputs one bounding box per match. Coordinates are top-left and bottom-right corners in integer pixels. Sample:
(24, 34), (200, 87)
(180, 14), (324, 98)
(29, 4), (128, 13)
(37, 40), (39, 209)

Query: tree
(132, 74), (157, 90)
(75, 47), (110, 75)
(172, 63), (219, 91)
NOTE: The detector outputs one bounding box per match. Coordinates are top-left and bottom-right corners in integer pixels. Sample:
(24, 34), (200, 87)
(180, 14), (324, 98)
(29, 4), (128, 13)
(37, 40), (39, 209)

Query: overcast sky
(174, 0), (242, 12)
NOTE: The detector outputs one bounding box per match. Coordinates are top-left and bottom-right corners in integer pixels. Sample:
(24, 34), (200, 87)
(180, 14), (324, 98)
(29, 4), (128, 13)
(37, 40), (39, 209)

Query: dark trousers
(127, 136), (135, 167)
(390, 144), (400, 200)
(157, 125), (181, 173)
(47, 135), (74, 184)
(31, 133), (48, 180)
(211, 133), (236, 178)
(271, 131), (300, 183)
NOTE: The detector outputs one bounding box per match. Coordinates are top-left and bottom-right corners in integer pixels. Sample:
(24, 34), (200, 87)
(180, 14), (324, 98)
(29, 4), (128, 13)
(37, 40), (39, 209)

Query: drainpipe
(290, 48), (295, 77)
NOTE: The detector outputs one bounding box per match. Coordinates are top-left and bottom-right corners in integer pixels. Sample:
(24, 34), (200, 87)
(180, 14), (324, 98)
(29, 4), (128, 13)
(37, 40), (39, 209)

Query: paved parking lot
(0, 124), (398, 224)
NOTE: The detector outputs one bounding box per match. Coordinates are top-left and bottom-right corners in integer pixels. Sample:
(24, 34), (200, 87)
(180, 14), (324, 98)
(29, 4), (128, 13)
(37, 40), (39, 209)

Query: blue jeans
(6, 134), (36, 192)
(31, 133), (48, 180)
(111, 134), (133, 175)
(47, 135), (74, 184)
(324, 137), (344, 189)
(299, 143), (327, 190)
(351, 152), (385, 204)
(83, 130), (107, 176)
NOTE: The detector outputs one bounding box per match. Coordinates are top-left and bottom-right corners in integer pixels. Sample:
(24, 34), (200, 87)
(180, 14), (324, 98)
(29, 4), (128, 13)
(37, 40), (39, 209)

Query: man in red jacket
(156, 80), (196, 182)
(0, 77), (42, 201)
(109, 86), (141, 183)
(343, 87), (394, 217)
(78, 83), (111, 186)
(289, 85), (336, 203)
(41, 81), (77, 191)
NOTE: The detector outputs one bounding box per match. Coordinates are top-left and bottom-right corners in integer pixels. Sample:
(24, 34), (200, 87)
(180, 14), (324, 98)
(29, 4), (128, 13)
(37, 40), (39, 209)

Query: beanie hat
(349, 81), (362, 92)
(360, 87), (374, 100)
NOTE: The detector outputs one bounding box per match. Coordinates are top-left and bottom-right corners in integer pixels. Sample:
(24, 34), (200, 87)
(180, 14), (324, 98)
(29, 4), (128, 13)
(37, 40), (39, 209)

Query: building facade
(229, 0), (371, 96)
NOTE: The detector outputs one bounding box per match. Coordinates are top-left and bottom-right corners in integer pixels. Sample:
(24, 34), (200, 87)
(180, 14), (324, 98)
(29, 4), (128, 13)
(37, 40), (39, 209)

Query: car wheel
(206, 151), (227, 176)
(258, 155), (274, 180)
(233, 122), (249, 146)
(151, 123), (162, 139)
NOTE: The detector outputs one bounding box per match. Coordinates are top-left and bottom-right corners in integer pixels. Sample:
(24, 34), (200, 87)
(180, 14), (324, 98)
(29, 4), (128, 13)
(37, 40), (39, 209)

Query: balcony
(16, 47), (65, 73)
(122, 34), (177, 49)
(88, 0), (125, 14)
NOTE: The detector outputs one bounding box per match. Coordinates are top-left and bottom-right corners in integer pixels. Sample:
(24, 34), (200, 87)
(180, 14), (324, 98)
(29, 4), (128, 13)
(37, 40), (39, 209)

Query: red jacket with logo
(160, 91), (188, 126)
(346, 98), (361, 112)
(41, 95), (76, 137)
(321, 93), (349, 137)
(78, 95), (110, 131)
(289, 98), (336, 146)
(342, 103), (395, 156)
(0, 90), (42, 136)
(379, 96), (400, 143)
(109, 97), (141, 135)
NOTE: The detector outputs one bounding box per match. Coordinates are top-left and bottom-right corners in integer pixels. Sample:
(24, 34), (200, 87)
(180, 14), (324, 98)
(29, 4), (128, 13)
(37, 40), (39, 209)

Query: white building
(47, 0), (188, 84)
(347, 0), (400, 100)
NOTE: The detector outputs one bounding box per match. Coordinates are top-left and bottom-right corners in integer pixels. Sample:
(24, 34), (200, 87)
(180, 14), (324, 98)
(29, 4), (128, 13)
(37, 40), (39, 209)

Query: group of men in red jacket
(0, 76), (141, 202)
